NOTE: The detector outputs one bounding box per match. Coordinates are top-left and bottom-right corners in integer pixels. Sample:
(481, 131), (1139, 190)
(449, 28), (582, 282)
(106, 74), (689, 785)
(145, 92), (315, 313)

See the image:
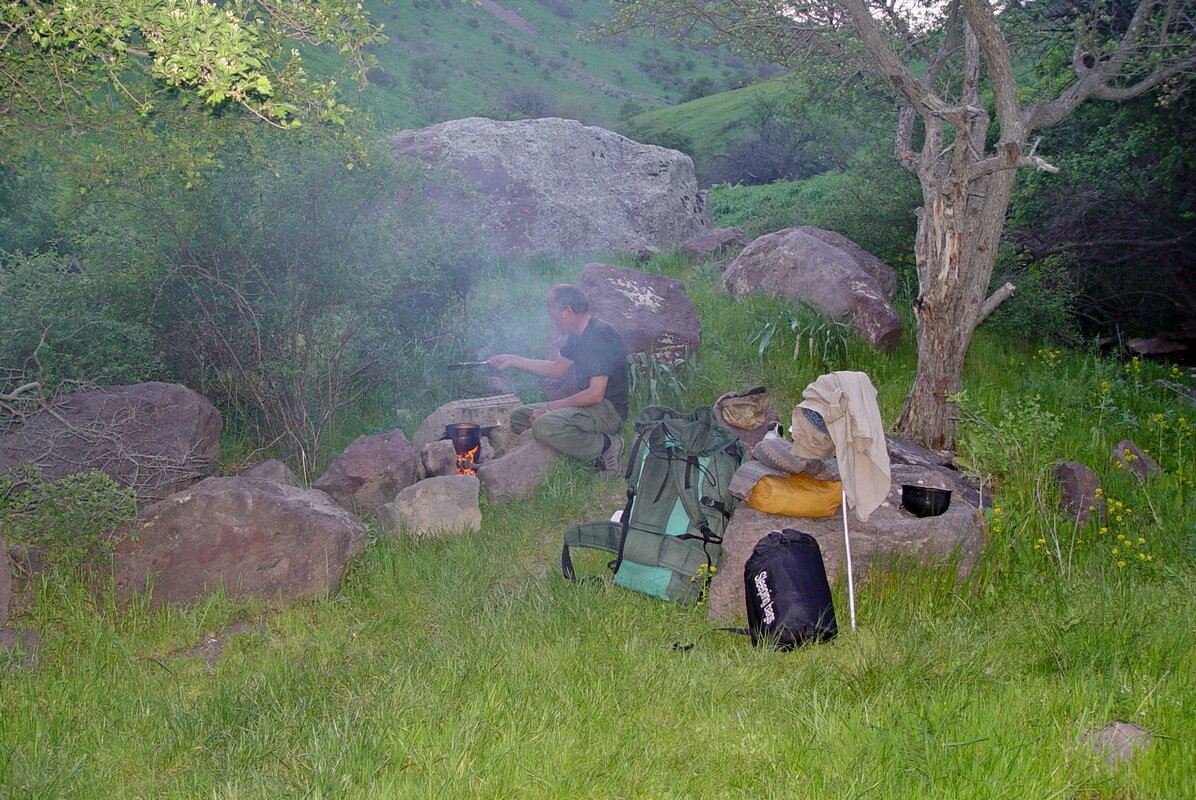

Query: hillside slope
(350, 0), (773, 133)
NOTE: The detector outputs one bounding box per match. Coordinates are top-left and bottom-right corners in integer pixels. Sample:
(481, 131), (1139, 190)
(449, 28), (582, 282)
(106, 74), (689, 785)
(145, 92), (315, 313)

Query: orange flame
(456, 444), (480, 475)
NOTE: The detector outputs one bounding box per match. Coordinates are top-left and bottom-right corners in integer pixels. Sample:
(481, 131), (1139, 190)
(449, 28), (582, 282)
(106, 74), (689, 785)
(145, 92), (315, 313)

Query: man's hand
(530, 406), (548, 423)
(487, 354), (518, 370)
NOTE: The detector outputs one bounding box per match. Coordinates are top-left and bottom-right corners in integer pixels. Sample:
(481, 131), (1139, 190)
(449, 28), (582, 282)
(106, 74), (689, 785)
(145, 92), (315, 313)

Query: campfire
(444, 422), (482, 475)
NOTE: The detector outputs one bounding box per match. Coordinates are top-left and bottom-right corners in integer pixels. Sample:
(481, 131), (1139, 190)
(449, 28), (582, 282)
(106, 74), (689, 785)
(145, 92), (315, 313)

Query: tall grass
(2, 258), (1194, 799)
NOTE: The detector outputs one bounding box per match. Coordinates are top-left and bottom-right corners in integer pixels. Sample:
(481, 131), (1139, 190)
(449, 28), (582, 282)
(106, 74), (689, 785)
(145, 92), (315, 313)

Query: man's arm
(487, 352), (573, 378)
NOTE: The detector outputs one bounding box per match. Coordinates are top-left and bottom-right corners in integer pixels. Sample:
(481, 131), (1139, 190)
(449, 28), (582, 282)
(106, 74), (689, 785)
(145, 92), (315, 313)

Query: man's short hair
(548, 284), (589, 314)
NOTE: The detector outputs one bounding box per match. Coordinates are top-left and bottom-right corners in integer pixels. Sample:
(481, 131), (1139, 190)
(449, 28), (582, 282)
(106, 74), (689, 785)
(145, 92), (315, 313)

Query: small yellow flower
(1099, 527), (1109, 534)
(1112, 548), (1120, 555)
(1117, 533), (1125, 540)
(1117, 561), (1127, 568)
(1137, 538), (1146, 545)
(1037, 538), (1046, 545)
(1139, 553), (1148, 560)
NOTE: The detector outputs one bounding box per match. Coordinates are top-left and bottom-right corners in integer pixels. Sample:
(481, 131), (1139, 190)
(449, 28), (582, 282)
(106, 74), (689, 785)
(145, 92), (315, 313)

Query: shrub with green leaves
(0, 465), (136, 573)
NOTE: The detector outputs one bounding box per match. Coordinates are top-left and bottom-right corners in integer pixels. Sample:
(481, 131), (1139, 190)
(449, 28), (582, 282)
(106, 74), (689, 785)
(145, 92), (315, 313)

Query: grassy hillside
(343, 0), (770, 133)
(628, 79), (797, 161)
(3, 251), (1194, 798)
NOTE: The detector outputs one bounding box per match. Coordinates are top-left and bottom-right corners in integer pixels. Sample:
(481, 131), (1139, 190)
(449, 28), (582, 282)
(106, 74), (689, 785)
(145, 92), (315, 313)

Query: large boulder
(476, 430), (556, 503)
(391, 117), (710, 257)
(718, 226), (903, 350)
(578, 262), (702, 360)
(377, 475), (482, 537)
(0, 382), (221, 500)
(312, 430), (419, 516)
(708, 463), (984, 623)
(112, 477), (366, 607)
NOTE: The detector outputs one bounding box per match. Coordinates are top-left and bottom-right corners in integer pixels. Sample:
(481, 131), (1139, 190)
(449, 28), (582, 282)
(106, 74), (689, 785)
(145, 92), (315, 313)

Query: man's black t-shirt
(560, 318), (629, 420)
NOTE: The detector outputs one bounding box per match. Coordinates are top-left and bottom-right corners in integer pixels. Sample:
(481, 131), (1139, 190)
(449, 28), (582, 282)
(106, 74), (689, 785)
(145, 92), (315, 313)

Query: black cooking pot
(901, 485), (952, 517)
(444, 422), (481, 455)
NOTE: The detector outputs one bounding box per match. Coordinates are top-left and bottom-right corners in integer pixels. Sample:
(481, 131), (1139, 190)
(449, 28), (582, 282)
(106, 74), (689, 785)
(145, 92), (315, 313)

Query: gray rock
(1112, 440), (1161, 483)
(543, 263), (701, 401)
(421, 437), (497, 478)
(391, 117), (710, 257)
(412, 395), (524, 454)
(708, 465), (984, 623)
(578, 262), (701, 361)
(629, 245), (662, 262)
(796, 226), (897, 298)
(0, 382), (222, 501)
(113, 477), (366, 607)
(377, 475), (482, 537)
(1087, 721), (1150, 766)
(239, 458), (298, 486)
(1052, 461), (1103, 526)
(312, 429), (418, 516)
(477, 430), (556, 503)
(718, 226), (903, 350)
(886, 435), (986, 509)
(681, 227), (751, 261)
(0, 531), (9, 629)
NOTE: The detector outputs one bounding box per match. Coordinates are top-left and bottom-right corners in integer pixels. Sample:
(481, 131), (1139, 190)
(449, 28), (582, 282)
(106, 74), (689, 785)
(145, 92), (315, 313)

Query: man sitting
(487, 284), (628, 476)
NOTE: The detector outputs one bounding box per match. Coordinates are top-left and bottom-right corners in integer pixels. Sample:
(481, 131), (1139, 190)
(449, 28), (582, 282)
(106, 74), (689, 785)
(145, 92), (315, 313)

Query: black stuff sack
(744, 529), (838, 649)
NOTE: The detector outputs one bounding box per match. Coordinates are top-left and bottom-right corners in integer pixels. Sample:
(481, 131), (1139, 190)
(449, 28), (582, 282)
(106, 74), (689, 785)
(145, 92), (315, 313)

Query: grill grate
(454, 393), (521, 409)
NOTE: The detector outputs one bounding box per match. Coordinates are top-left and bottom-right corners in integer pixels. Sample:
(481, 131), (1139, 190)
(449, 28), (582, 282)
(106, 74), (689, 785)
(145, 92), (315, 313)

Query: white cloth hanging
(791, 371), (891, 522)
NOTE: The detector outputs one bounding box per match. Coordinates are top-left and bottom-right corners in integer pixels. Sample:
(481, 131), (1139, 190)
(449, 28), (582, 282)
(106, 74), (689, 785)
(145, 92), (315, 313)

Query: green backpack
(562, 405), (746, 604)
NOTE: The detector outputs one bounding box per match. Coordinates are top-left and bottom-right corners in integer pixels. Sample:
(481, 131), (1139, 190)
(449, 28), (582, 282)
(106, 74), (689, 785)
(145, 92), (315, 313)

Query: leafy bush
(982, 251), (1082, 346)
(0, 250), (165, 387)
(0, 466), (136, 573)
(710, 152), (919, 295)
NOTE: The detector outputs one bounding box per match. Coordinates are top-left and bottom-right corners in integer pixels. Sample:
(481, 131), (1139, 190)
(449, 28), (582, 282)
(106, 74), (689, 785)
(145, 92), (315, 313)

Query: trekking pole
(841, 488), (857, 631)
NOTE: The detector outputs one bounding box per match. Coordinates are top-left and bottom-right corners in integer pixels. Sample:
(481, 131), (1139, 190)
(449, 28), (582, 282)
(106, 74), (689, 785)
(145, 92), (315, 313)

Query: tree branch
(978, 282), (1016, 323)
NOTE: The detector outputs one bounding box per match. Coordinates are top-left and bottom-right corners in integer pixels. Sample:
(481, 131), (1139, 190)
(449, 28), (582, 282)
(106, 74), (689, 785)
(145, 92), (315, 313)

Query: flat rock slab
(476, 430), (556, 503)
(377, 475), (482, 537)
(708, 464), (984, 623)
(412, 395), (524, 454)
(0, 381), (222, 500)
(312, 429), (418, 516)
(113, 477), (367, 607)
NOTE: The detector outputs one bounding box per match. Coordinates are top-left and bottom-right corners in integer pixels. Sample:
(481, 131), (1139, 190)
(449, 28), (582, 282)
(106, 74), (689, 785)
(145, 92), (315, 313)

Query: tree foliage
(603, 0), (1196, 448)
(0, 0), (384, 137)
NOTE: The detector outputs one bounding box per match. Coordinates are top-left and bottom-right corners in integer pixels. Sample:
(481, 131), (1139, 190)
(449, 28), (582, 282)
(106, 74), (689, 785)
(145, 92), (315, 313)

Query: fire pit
(444, 423), (482, 474)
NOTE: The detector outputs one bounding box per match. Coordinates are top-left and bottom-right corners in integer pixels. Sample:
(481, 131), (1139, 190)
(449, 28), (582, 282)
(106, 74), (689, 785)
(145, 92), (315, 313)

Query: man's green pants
(509, 400), (623, 464)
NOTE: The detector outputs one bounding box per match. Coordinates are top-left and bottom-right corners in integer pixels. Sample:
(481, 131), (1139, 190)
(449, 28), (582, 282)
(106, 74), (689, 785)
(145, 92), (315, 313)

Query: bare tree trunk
(896, 149), (1020, 449)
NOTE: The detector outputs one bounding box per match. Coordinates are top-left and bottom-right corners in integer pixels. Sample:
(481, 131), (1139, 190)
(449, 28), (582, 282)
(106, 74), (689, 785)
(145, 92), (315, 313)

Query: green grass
(3, 258), (1195, 799)
(339, 0), (738, 133)
(628, 79), (798, 161)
